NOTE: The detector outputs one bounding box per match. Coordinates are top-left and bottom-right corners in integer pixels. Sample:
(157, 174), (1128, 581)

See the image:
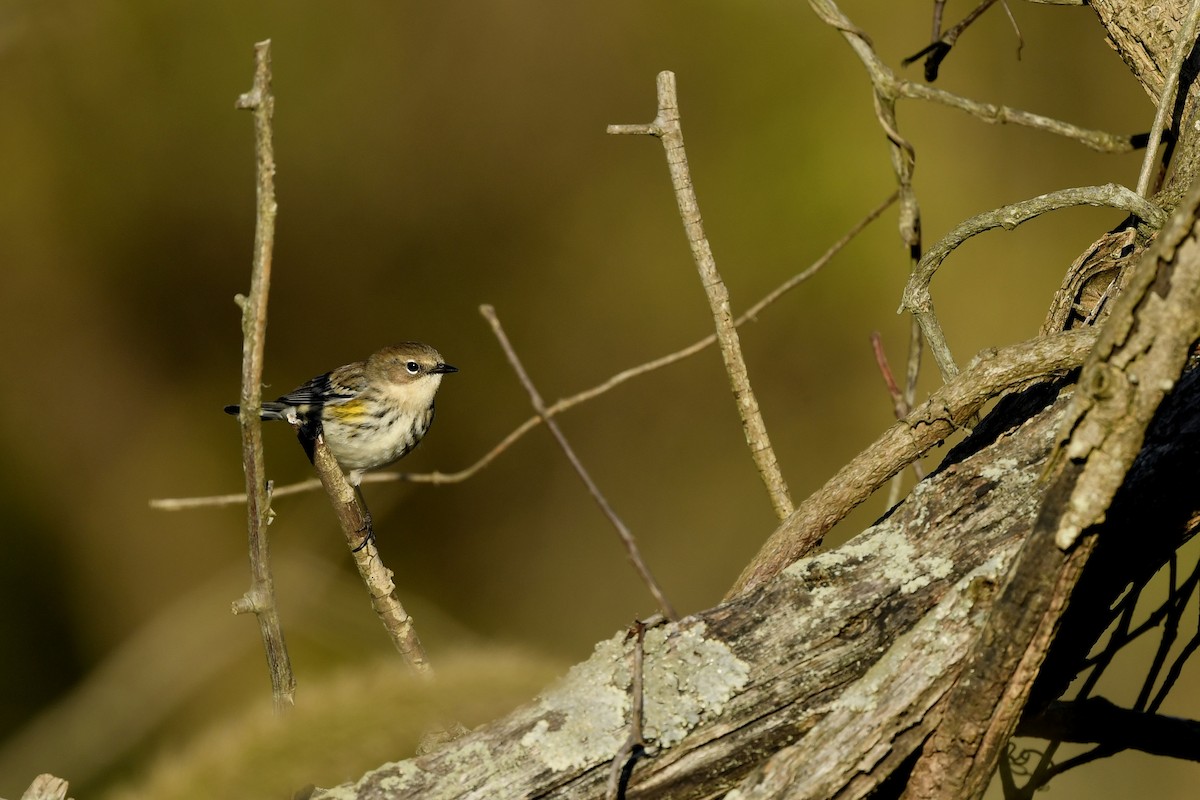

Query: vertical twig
(481, 305), (677, 621)
(306, 436), (434, 675)
(608, 71), (794, 522)
(871, 331), (926, 508)
(229, 39), (295, 712)
(607, 620), (649, 800)
(1135, 0), (1200, 198)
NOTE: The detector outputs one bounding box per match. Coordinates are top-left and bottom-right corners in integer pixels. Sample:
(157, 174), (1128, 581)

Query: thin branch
(904, 0), (1000, 82)
(1144, 556), (1200, 712)
(1002, 2), (1024, 61)
(900, 184), (1165, 382)
(481, 304), (677, 621)
(608, 70), (794, 522)
(607, 620), (649, 800)
(870, 331), (912, 427)
(1136, 0), (1200, 197)
(871, 331), (926, 509)
(812, 0), (1136, 154)
(307, 432), (433, 675)
(899, 70), (1130, 152)
(151, 192), (895, 511)
(229, 39), (295, 712)
(727, 327), (1098, 599)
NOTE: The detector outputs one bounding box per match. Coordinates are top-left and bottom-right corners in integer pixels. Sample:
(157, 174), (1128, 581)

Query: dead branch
(228, 39), (295, 712)
(481, 305), (676, 621)
(609, 71), (794, 521)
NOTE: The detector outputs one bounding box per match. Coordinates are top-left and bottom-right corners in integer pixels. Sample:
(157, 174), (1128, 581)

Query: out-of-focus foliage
(0, 2), (1191, 798)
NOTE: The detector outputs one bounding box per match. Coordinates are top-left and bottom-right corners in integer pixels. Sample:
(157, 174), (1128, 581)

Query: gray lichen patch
(520, 634), (630, 771)
(784, 519), (954, 596)
(641, 622), (751, 747)
(520, 622), (750, 771)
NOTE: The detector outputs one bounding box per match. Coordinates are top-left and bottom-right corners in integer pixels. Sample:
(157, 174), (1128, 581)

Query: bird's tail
(223, 402), (292, 420)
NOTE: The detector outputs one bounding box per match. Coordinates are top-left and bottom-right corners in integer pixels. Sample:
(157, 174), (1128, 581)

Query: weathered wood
(305, 361), (1199, 800)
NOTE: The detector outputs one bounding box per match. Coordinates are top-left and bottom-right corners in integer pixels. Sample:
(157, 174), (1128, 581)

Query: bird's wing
(274, 365), (364, 407)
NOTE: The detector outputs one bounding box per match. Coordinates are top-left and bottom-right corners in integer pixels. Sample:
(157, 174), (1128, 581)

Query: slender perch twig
(608, 70), (794, 521)
(306, 434), (433, 674)
(228, 39), (295, 712)
(151, 191), (896, 511)
(481, 304), (677, 621)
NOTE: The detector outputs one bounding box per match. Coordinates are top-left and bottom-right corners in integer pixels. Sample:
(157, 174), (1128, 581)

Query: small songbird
(225, 342), (458, 485)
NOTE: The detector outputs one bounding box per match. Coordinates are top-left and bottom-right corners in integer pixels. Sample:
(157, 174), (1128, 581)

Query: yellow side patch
(325, 399), (368, 421)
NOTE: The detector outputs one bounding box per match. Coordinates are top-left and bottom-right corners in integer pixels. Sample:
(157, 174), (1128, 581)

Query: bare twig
(151, 192), (895, 511)
(308, 433), (433, 675)
(1002, 2), (1024, 61)
(728, 328), (1098, 599)
(606, 620), (649, 800)
(812, 0), (1135, 154)
(904, 0), (1001, 82)
(608, 70), (794, 521)
(870, 331), (910, 424)
(871, 331), (926, 508)
(1135, 0), (1200, 197)
(901, 184), (1165, 382)
(481, 304), (677, 621)
(229, 39), (295, 712)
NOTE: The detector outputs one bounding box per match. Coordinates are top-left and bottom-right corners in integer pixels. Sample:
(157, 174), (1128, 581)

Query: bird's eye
(405, 361), (421, 374)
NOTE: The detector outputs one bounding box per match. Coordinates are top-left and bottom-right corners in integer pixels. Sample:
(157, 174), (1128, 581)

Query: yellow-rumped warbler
(225, 342), (457, 485)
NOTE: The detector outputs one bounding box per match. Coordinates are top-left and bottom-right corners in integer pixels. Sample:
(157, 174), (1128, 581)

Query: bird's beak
(431, 363), (459, 374)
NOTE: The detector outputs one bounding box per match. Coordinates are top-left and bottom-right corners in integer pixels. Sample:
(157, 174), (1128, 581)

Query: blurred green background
(0, 1), (1194, 798)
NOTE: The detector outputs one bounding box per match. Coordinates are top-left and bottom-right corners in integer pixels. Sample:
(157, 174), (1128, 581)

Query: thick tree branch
(305, 362), (1200, 799)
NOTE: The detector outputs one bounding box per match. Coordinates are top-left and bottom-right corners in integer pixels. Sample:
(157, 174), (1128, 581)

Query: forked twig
(481, 305), (677, 621)
(811, 0), (1135, 155)
(228, 39), (295, 712)
(608, 70), (794, 521)
(904, 0), (1002, 81)
(901, 184), (1164, 381)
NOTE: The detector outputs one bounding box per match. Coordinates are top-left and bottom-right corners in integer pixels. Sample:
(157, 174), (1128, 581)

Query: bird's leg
(351, 484), (376, 552)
